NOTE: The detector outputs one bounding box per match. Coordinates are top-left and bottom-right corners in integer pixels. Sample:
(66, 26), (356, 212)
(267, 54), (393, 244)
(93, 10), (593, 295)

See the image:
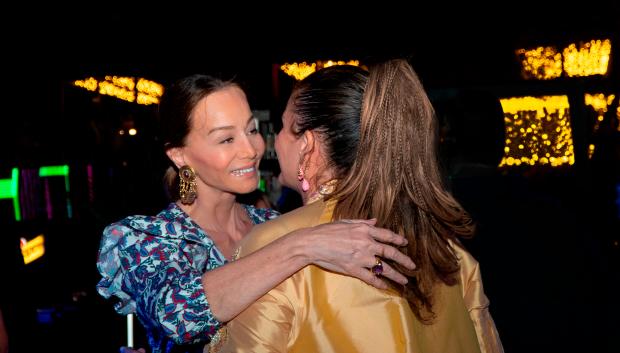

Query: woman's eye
(221, 137), (234, 144)
(248, 128), (259, 135)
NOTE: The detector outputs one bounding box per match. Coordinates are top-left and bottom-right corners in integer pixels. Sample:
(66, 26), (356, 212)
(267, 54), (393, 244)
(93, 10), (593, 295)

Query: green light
(0, 179), (11, 199)
(39, 165), (69, 177)
(39, 165), (70, 192)
(12, 168), (20, 221)
(0, 168), (21, 221)
(39, 164), (71, 218)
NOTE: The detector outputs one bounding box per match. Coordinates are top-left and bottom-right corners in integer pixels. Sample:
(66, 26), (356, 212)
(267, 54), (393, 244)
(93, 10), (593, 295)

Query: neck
(177, 185), (247, 243)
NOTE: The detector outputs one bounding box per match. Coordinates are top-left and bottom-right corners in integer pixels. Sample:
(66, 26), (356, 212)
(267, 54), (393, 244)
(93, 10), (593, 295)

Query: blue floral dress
(96, 203), (279, 353)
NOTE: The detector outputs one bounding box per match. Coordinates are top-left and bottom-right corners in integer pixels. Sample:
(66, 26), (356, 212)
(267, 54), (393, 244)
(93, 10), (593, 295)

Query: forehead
(191, 86), (251, 128)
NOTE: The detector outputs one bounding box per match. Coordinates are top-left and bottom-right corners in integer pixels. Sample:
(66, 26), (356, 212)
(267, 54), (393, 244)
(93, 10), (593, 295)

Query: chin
(235, 180), (259, 194)
(277, 173), (293, 189)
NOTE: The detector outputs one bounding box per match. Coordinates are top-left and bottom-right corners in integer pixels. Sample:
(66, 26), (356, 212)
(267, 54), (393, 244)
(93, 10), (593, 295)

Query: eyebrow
(208, 115), (255, 134)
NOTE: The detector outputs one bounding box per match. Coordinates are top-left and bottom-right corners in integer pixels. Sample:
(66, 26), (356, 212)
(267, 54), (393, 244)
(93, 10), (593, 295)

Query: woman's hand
(295, 219), (416, 290)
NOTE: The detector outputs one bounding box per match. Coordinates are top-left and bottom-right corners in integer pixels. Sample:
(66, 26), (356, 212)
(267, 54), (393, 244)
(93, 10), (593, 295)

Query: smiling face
(169, 86), (264, 195)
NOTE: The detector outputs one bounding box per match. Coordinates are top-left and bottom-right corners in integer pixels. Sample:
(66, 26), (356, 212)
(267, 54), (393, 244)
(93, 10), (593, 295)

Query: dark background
(0, 6), (618, 352)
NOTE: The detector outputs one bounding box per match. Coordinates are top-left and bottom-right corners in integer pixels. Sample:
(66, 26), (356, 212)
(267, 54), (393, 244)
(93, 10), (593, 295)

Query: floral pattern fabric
(96, 203), (278, 353)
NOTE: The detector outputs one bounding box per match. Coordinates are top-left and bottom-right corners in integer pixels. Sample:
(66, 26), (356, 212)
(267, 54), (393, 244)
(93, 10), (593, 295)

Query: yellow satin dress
(218, 199), (503, 353)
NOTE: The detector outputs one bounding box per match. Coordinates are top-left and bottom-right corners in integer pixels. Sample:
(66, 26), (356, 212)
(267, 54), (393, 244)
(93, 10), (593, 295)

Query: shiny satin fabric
(218, 200), (502, 353)
(456, 244), (504, 353)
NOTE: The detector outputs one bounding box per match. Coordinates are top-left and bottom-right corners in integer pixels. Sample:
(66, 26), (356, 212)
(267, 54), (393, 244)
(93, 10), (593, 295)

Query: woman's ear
(166, 147), (186, 168)
(300, 130), (315, 157)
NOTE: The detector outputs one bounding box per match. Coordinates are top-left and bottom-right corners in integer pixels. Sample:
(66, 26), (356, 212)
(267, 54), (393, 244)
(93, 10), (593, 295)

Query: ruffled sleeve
(96, 222), (137, 314)
(96, 218), (222, 345)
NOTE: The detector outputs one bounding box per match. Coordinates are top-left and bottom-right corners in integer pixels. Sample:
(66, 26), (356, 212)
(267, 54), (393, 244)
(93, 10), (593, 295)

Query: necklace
(306, 179), (338, 205)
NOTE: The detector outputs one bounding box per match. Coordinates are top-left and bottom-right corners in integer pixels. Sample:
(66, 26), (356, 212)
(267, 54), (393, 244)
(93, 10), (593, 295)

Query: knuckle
(385, 247), (398, 258)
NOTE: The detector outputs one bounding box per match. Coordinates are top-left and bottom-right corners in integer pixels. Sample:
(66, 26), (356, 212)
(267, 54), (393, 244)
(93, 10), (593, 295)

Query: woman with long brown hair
(220, 60), (502, 353)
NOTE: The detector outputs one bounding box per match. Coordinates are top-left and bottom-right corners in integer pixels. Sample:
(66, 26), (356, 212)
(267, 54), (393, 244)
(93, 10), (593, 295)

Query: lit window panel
(516, 46), (562, 80)
(500, 96), (574, 167)
(516, 39), (611, 80)
(563, 39), (611, 77)
(585, 93), (616, 133)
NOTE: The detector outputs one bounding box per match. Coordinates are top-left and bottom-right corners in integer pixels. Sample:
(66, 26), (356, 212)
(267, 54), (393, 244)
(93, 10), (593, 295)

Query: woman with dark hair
(96, 74), (415, 353)
(221, 61), (503, 353)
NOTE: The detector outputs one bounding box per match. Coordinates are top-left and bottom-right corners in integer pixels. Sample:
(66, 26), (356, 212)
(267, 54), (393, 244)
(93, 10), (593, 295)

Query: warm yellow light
(136, 78), (164, 97)
(74, 76), (163, 105)
(20, 235), (45, 265)
(74, 77), (98, 91)
(137, 92), (159, 105)
(321, 60), (360, 68)
(280, 62), (317, 81)
(563, 39), (612, 77)
(281, 60), (362, 81)
(585, 93), (616, 132)
(585, 93), (616, 111)
(617, 106), (620, 132)
(119, 129), (125, 135)
(516, 46), (562, 80)
(128, 128), (137, 136)
(588, 144), (596, 159)
(105, 76), (135, 91)
(516, 39), (611, 80)
(99, 81), (135, 102)
(499, 95), (574, 167)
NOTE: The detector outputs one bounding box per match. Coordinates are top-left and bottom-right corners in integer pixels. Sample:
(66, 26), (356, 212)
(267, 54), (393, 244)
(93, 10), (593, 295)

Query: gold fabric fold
(455, 244), (504, 353)
(218, 200), (502, 353)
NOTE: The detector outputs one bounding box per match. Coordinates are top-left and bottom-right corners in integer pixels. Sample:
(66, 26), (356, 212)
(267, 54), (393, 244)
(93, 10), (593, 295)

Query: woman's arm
(456, 244), (504, 353)
(204, 219), (415, 322)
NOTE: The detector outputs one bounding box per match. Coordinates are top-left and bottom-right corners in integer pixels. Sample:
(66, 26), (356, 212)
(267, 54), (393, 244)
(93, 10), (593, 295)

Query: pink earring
(297, 166), (310, 192)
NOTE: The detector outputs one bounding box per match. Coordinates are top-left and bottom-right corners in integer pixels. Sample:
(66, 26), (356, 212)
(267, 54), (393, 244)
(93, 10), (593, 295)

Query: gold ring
(371, 258), (383, 276)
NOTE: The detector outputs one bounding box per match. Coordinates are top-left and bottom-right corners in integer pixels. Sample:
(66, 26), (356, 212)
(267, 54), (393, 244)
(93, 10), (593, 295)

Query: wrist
(284, 228), (316, 267)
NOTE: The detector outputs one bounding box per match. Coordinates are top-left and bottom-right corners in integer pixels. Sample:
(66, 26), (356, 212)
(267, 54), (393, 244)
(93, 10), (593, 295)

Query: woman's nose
(240, 137), (258, 159)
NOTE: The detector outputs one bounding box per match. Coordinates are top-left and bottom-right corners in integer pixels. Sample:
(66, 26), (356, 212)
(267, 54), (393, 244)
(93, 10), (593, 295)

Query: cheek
(274, 132), (282, 152)
(199, 151), (228, 172)
(275, 134), (291, 165)
(253, 134), (265, 157)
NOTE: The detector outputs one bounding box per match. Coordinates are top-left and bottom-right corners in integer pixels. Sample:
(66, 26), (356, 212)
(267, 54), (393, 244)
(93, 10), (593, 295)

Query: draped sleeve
(219, 289), (294, 353)
(456, 245), (504, 353)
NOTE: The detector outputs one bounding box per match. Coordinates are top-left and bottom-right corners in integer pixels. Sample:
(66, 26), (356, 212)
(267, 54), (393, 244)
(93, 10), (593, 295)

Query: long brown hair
(332, 59), (475, 323)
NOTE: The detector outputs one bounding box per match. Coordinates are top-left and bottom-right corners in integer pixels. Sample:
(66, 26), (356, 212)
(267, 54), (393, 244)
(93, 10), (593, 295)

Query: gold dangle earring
(179, 165), (197, 204)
